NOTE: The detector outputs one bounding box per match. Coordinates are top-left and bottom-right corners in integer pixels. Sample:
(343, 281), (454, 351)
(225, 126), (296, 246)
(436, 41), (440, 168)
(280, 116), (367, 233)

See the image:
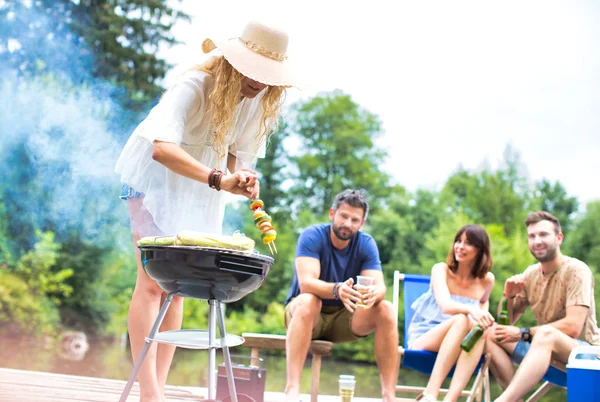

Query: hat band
(241, 38), (287, 62)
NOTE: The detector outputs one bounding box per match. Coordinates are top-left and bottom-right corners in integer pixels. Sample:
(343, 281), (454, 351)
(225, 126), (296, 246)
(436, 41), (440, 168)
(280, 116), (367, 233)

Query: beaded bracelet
(208, 168), (224, 191)
(333, 282), (342, 300)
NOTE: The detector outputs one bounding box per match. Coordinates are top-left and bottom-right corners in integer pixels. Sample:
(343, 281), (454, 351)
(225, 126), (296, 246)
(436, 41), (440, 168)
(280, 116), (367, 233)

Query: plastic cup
(355, 276), (374, 308)
(235, 150), (257, 172)
(338, 374), (355, 402)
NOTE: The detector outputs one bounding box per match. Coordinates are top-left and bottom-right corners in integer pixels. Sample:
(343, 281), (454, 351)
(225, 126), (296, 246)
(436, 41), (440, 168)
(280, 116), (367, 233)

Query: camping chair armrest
(393, 271), (404, 327)
(551, 360), (566, 372)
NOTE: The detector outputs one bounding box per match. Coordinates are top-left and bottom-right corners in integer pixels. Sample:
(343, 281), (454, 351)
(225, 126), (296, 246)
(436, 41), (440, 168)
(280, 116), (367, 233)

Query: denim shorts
(119, 183), (144, 200)
(512, 338), (597, 364)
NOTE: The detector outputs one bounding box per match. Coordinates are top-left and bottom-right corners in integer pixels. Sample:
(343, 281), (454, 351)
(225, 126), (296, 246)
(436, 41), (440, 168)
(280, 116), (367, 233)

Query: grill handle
(216, 255), (264, 276)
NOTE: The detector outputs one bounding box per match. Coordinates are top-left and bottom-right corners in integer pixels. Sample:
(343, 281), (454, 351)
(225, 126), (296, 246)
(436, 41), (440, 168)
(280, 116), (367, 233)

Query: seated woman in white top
(407, 224), (495, 402)
(115, 20), (297, 402)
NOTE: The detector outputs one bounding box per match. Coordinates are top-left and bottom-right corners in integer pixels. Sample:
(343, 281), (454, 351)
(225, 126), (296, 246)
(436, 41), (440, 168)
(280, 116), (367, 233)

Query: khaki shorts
(284, 299), (366, 344)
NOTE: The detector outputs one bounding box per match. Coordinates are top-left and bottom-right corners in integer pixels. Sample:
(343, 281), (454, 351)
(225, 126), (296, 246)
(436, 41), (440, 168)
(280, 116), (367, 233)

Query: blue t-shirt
(285, 223), (382, 307)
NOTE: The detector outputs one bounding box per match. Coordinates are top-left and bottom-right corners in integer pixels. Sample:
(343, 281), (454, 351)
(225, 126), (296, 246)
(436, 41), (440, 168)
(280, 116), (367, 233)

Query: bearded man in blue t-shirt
(284, 189), (398, 402)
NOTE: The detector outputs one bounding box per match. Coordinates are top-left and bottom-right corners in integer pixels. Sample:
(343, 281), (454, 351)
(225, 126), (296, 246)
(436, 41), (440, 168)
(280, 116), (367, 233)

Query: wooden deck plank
(0, 367), (414, 401)
(0, 368), (202, 402)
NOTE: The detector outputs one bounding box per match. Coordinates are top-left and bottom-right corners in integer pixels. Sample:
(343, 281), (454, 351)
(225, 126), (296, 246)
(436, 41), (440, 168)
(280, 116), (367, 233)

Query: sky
(161, 0), (600, 205)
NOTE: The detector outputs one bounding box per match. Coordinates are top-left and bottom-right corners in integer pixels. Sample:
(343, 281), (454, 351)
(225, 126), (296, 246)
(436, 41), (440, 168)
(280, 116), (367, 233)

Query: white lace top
(115, 67), (267, 235)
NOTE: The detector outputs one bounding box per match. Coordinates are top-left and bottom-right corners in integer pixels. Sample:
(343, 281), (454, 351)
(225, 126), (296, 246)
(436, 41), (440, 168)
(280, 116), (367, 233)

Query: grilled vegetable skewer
(249, 199), (277, 254)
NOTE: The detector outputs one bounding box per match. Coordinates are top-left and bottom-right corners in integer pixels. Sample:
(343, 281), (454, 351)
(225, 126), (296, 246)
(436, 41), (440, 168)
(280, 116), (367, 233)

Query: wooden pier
(0, 367), (413, 401)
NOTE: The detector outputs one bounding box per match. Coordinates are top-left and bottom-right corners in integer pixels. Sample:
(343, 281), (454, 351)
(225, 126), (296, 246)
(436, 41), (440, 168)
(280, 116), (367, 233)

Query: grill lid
(139, 245), (274, 301)
(141, 244), (274, 263)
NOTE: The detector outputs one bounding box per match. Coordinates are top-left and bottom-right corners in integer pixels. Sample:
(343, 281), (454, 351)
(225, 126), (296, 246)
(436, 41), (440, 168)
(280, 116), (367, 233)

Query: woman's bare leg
(411, 314), (471, 400)
(127, 197), (183, 402)
(128, 244), (163, 402)
(156, 292), (184, 393)
(444, 323), (486, 402)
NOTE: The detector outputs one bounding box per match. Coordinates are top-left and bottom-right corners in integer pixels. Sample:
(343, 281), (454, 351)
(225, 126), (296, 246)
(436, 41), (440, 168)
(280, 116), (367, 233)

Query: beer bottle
(498, 298), (509, 325)
(460, 325), (484, 352)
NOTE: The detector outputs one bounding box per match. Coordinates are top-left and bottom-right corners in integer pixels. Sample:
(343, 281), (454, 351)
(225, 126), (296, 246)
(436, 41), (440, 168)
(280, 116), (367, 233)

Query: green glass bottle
(460, 325), (484, 352)
(498, 298), (509, 325)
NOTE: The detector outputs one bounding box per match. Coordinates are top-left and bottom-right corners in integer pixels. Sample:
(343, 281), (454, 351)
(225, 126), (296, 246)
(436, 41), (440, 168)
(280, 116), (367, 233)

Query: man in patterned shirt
(487, 211), (600, 401)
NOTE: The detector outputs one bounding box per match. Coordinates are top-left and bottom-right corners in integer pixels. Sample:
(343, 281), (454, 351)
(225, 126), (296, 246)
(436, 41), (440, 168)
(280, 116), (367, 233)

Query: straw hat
(202, 20), (296, 87)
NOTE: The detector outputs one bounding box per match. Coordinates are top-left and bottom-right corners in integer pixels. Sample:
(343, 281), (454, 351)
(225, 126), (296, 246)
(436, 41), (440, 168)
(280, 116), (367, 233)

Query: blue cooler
(567, 345), (600, 402)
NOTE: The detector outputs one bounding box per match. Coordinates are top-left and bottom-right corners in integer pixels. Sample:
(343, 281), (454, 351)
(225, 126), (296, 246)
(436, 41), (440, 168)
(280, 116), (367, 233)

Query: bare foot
(284, 387), (302, 401)
(139, 394), (163, 402)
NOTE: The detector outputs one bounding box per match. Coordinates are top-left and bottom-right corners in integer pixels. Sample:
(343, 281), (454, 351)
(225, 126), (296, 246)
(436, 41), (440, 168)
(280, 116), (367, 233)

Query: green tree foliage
(369, 205), (411, 268)
(101, 251), (137, 336)
(225, 303), (286, 336)
(1, 0), (189, 107)
(440, 145), (530, 236)
(0, 202), (14, 267)
(530, 179), (578, 236)
(370, 188), (444, 272)
(55, 237), (115, 331)
(441, 169), (525, 236)
(0, 271), (60, 335)
(566, 201), (600, 323)
(565, 200), (600, 270)
(14, 231), (73, 304)
(289, 90), (390, 215)
(260, 120), (293, 216)
(419, 212), (472, 273)
(0, 232), (70, 335)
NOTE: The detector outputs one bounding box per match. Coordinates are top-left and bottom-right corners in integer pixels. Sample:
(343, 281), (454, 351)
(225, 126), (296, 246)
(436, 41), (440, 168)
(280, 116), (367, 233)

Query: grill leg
(208, 299), (218, 400)
(217, 301), (238, 402)
(119, 293), (174, 402)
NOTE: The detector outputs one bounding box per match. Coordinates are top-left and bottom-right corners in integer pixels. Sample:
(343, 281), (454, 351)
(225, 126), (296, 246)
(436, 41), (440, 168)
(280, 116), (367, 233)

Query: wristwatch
(520, 327), (532, 343)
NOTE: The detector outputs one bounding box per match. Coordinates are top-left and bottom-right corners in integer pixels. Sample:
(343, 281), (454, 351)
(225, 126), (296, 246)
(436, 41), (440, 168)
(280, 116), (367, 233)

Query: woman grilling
(407, 224), (495, 402)
(115, 20), (297, 402)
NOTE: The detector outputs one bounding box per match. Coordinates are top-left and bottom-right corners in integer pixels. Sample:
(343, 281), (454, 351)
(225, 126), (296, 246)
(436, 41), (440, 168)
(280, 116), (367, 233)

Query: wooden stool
(241, 333), (333, 402)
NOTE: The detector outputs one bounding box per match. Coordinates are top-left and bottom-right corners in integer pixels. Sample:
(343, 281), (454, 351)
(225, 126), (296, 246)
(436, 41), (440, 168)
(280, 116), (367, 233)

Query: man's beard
(530, 245), (557, 263)
(332, 224), (355, 241)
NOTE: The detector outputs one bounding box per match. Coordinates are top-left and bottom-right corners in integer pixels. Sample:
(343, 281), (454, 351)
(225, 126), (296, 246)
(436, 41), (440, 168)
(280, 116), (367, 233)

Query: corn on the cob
(137, 236), (177, 246)
(137, 232), (255, 251)
(176, 230), (255, 251)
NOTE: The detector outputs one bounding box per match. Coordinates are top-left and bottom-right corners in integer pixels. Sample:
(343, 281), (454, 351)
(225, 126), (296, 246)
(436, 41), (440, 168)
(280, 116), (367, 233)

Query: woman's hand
(468, 306), (495, 329)
(220, 169), (260, 199)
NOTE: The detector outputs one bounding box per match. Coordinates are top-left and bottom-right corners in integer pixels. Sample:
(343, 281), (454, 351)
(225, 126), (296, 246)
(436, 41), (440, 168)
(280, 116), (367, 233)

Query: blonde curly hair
(194, 56), (287, 159)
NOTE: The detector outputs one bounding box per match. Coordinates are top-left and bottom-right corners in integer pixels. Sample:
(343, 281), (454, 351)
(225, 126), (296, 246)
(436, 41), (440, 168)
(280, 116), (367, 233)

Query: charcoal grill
(119, 245), (273, 402)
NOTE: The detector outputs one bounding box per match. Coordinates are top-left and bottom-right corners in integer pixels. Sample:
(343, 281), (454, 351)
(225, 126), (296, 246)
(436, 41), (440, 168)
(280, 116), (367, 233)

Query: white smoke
(0, 70), (132, 247)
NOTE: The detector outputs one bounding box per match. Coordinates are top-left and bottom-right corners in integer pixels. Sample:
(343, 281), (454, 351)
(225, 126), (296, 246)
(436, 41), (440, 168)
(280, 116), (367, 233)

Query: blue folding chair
(392, 271), (491, 402)
(524, 365), (566, 402)
(493, 301), (567, 402)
